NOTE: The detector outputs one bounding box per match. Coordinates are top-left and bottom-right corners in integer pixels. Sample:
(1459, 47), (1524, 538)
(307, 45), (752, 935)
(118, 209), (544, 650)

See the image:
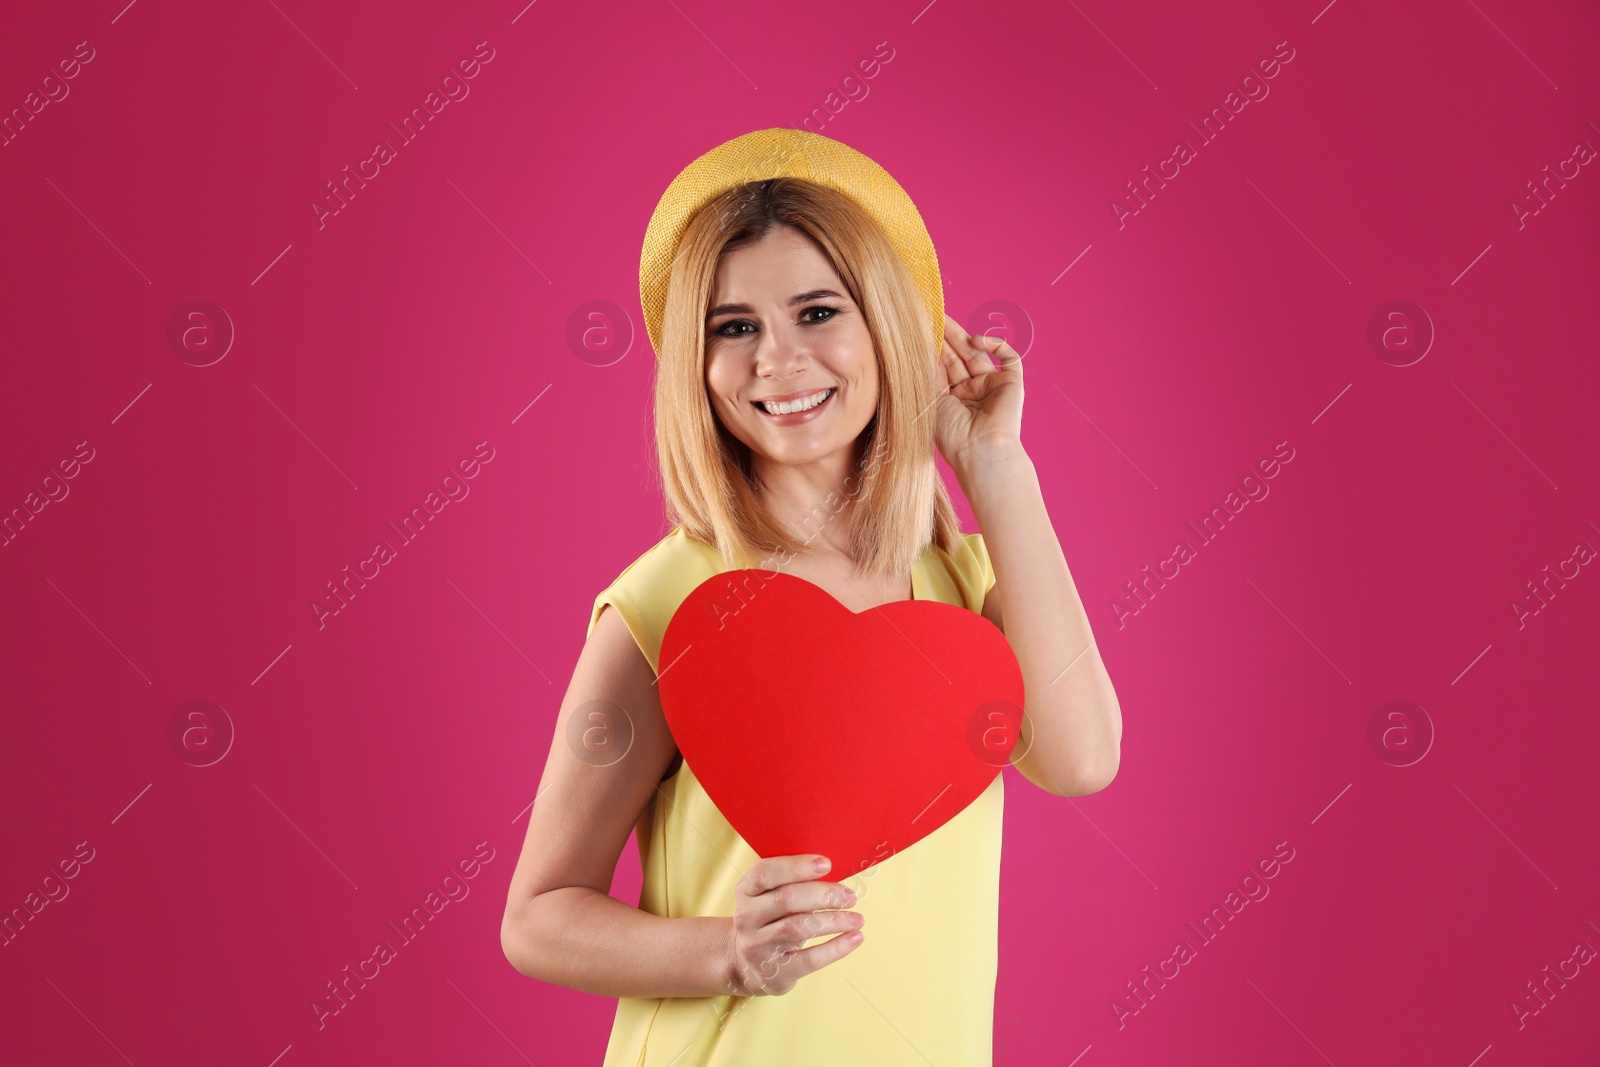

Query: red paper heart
(658, 569), (1025, 878)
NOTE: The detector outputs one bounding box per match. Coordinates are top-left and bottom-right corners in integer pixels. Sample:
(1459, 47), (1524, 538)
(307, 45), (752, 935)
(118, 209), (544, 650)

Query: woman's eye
(711, 306), (839, 338)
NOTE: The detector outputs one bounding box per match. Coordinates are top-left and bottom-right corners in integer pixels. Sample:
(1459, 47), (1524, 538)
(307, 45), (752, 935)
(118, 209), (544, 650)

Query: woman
(500, 129), (1122, 1065)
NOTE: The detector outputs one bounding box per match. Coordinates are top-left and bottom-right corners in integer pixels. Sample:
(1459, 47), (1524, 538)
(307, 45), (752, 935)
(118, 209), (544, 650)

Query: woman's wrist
(716, 915), (751, 998)
(952, 439), (1035, 508)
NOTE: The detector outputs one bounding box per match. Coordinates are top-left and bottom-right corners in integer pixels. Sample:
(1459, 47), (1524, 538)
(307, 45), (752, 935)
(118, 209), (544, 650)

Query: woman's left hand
(931, 312), (1025, 471)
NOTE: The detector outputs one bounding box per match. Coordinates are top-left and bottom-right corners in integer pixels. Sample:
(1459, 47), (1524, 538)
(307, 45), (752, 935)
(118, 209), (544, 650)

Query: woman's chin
(747, 437), (856, 469)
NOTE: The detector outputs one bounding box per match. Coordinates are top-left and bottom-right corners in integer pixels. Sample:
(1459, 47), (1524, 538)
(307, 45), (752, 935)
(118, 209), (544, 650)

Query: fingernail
(813, 856), (831, 873)
(848, 931), (865, 944)
(844, 889), (857, 905)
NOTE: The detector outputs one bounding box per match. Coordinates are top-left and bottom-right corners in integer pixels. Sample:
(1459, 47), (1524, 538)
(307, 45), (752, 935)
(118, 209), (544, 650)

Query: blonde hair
(649, 177), (962, 579)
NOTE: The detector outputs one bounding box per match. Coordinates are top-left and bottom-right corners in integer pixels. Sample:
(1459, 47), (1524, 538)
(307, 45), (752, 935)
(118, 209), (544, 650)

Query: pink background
(2, 0), (1597, 1063)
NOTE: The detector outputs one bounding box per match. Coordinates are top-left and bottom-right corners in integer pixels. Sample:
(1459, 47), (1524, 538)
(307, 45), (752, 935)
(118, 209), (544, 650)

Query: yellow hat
(638, 127), (944, 361)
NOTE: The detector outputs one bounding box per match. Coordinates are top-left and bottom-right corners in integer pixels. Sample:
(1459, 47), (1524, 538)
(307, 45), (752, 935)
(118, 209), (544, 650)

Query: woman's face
(703, 225), (880, 471)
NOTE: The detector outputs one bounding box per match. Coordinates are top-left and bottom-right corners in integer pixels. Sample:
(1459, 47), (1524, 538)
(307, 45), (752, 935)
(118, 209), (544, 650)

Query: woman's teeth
(758, 388), (834, 415)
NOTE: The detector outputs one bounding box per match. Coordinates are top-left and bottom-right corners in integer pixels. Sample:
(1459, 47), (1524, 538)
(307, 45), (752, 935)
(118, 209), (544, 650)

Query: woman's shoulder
(585, 528), (727, 659)
(600, 527), (725, 595)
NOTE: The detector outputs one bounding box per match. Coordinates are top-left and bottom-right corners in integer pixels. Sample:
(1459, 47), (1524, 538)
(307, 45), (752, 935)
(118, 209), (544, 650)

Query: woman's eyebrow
(705, 289), (846, 321)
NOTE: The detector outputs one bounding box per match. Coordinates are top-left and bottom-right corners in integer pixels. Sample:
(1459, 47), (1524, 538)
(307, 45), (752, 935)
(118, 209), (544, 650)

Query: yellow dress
(589, 527), (1004, 1067)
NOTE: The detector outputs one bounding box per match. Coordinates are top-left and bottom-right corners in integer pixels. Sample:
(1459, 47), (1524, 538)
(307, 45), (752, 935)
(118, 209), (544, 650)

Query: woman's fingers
(731, 853), (866, 995)
(743, 915), (865, 994)
(965, 333), (1007, 372)
(940, 337), (972, 387)
(749, 879), (856, 935)
(947, 316), (1016, 393)
(736, 856), (855, 930)
(773, 905), (864, 949)
(735, 854), (820, 897)
(973, 331), (1023, 370)
(774, 924), (865, 984)
(940, 315), (974, 387)
(761, 909), (864, 965)
(942, 312), (966, 348)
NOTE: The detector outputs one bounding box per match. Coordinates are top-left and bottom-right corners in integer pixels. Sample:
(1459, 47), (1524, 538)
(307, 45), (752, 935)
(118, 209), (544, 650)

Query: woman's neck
(749, 440), (867, 553)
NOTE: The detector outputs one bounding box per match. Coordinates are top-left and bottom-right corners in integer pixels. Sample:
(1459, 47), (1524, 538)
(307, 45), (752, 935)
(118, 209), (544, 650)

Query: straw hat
(638, 127), (944, 361)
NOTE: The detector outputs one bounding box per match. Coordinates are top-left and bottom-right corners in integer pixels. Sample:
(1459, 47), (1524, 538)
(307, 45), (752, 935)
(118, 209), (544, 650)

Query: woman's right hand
(726, 854), (866, 997)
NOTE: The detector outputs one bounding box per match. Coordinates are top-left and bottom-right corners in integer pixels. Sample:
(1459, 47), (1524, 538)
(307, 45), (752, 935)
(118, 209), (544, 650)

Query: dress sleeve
(587, 531), (715, 675)
(954, 532), (997, 613)
(588, 574), (660, 675)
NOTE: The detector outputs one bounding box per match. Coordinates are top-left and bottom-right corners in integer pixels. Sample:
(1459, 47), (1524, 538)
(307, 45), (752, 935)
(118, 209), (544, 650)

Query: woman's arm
(499, 605), (735, 999)
(935, 319), (1123, 797)
(958, 443), (1123, 796)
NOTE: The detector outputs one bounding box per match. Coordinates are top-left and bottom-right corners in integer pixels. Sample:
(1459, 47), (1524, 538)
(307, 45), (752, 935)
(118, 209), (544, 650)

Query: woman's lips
(753, 387), (836, 424)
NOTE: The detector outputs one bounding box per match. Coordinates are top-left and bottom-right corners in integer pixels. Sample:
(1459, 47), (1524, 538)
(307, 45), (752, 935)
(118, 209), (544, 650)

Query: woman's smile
(752, 386), (837, 423)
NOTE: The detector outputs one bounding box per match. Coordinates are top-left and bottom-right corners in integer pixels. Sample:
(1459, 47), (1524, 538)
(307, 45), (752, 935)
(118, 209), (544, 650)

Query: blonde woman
(500, 129), (1122, 1066)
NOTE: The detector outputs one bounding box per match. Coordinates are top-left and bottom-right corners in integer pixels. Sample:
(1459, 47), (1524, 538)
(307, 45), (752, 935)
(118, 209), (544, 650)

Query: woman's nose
(754, 324), (809, 378)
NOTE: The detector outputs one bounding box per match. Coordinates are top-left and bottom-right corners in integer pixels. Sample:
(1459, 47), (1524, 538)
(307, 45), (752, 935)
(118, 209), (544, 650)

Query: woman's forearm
(503, 885), (734, 999)
(956, 442), (1123, 794)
